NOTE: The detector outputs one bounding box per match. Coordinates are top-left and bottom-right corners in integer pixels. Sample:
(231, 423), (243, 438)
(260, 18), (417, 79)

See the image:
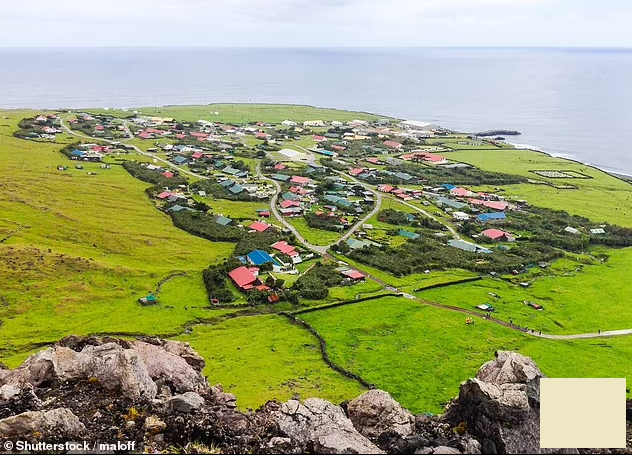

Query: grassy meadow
(84, 103), (392, 125)
(0, 110), (233, 361)
(174, 314), (365, 410)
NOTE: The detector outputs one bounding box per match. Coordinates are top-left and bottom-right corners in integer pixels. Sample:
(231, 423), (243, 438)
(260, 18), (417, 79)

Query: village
(16, 109), (631, 313)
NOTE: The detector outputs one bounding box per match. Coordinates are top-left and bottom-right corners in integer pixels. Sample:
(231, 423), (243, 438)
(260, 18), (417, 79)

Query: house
(447, 239), (492, 254)
(564, 226), (580, 235)
(162, 171), (174, 179)
(399, 230), (420, 240)
(280, 200), (301, 209)
(313, 135), (327, 142)
(228, 184), (245, 194)
(214, 215), (232, 226)
(453, 212), (471, 221)
(436, 197), (468, 210)
(167, 205), (192, 213)
(255, 132), (269, 140)
(347, 238), (370, 250)
(219, 179), (235, 188)
(378, 185), (394, 193)
(271, 241), (299, 257)
(271, 174), (291, 182)
(393, 172), (415, 182)
(366, 157), (382, 165)
(383, 140), (403, 150)
(274, 163), (287, 171)
(247, 249), (275, 266)
(172, 156), (188, 165)
(228, 266), (258, 290)
(450, 187), (474, 198)
(590, 228), (606, 235)
(303, 120), (326, 127)
(290, 175), (311, 186)
(477, 212), (506, 223)
(282, 192), (299, 201)
(349, 168), (366, 177)
(482, 229), (514, 242)
(249, 221), (273, 233)
(192, 151), (204, 160)
(341, 269), (366, 281)
(157, 191), (172, 200)
(282, 120), (297, 127)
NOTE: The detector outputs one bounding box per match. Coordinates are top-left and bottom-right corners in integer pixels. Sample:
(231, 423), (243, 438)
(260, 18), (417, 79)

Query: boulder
(0, 408), (85, 438)
(0, 385), (20, 401)
(165, 392), (205, 413)
(275, 398), (385, 454)
(433, 447), (461, 455)
(347, 389), (415, 440)
(0, 338), (207, 399)
(445, 351), (579, 454)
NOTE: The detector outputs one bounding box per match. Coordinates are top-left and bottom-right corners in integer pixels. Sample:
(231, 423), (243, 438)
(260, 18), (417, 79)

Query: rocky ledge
(0, 336), (630, 454)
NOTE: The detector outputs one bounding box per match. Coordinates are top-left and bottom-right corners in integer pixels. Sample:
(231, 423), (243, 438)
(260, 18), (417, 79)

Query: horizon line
(1, 45), (632, 50)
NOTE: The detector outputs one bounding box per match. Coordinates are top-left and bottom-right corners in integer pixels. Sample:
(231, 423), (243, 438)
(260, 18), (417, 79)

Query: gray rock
(462, 437), (482, 454)
(0, 408), (85, 438)
(445, 351), (555, 454)
(0, 384), (20, 400)
(414, 449), (434, 455)
(433, 447), (461, 454)
(0, 339), (207, 399)
(165, 392), (205, 413)
(275, 398), (384, 454)
(347, 389), (415, 440)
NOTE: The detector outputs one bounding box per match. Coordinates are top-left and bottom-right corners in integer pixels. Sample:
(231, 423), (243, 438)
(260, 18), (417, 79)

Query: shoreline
(2, 102), (631, 183)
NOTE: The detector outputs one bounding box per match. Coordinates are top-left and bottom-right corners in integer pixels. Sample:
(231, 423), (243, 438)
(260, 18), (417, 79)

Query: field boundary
(279, 311), (374, 389)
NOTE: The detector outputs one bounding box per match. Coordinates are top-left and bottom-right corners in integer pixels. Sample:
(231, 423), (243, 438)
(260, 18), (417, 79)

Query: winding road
(59, 120), (632, 341)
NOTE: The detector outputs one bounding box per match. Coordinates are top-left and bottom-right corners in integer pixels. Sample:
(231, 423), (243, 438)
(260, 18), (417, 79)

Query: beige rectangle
(540, 378), (626, 448)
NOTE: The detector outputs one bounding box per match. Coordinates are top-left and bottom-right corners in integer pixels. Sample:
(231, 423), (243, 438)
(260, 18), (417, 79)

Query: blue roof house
(247, 249), (275, 266)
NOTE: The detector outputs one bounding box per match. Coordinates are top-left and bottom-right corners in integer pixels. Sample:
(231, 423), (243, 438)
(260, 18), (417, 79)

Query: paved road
(59, 122), (632, 340)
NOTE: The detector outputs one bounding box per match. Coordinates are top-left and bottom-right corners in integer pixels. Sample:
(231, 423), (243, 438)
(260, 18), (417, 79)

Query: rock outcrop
(1, 338), (630, 454)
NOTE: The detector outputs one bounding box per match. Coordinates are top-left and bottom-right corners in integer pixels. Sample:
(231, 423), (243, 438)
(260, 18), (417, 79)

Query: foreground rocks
(0, 338), (630, 454)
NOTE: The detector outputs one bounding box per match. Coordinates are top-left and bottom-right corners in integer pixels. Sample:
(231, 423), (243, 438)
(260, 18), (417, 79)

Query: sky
(2, 0), (631, 48)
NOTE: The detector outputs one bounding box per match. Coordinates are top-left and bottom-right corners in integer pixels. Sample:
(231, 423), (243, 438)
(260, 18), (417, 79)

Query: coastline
(3, 101), (631, 184)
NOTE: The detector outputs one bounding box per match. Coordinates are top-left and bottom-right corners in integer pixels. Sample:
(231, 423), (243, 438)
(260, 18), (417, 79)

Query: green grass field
(84, 104), (392, 125)
(174, 314), (364, 410)
(301, 296), (632, 413)
(445, 148), (632, 227)
(0, 111), (234, 362)
(284, 216), (343, 246)
(419, 247), (632, 334)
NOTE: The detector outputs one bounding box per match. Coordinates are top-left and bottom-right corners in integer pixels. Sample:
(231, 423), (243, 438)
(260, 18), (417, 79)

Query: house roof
(349, 168), (366, 176)
(247, 249), (274, 266)
(271, 174), (291, 181)
(383, 140), (402, 148)
(477, 212), (506, 222)
(228, 267), (257, 288)
(157, 192), (172, 199)
(290, 175), (311, 185)
(399, 229), (420, 240)
(271, 241), (299, 256)
(249, 221), (272, 232)
(162, 171), (174, 179)
(228, 184), (245, 194)
(378, 185), (394, 193)
(172, 156), (187, 164)
(192, 151), (203, 159)
(482, 229), (510, 239)
(214, 215), (232, 226)
(280, 200), (300, 209)
(342, 270), (365, 280)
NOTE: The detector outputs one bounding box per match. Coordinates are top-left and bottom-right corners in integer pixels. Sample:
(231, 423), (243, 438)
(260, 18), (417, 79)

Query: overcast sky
(2, 0), (631, 47)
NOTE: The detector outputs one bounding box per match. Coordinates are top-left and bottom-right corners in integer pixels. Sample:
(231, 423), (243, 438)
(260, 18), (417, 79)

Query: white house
(282, 120), (297, 127)
(453, 212), (471, 221)
(303, 120), (326, 127)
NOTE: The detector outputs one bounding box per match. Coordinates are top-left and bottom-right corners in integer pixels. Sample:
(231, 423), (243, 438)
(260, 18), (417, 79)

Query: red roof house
(249, 221), (272, 232)
(383, 140), (403, 150)
(175, 134), (187, 139)
(157, 192), (172, 199)
(342, 270), (366, 280)
(162, 171), (174, 179)
(289, 186), (309, 195)
(258, 211), (271, 218)
(192, 151), (204, 159)
(331, 145), (346, 151)
(366, 157), (381, 164)
(349, 168), (365, 176)
(274, 163), (287, 170)
(313, 135), (327, 142)
(229, 267), (258, 290)
(280, 200), (301, 209)
(484, 201), (510, 211)
(481, 229), (513, 242)
(255, 132), (269, 139)
(451, 187), (473, 198)
(378, 185), (394, 193)
(290, 176), (311, 185)
(271, 241), (299, 257)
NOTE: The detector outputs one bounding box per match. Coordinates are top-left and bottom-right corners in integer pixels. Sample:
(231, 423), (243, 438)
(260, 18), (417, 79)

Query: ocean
(1, 47), (631, 175)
